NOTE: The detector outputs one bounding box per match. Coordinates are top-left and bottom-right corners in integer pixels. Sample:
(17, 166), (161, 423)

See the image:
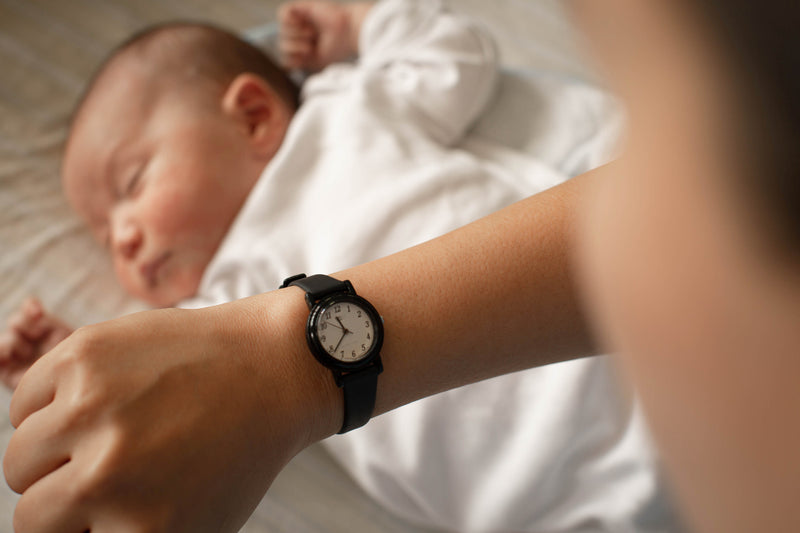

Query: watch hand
(326, 321), (343, 330)
(336, 317), (349, 333)
(333, 331), (346, 353)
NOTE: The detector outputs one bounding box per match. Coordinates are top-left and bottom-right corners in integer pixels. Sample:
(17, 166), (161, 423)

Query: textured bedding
(0, 1), (602, 531)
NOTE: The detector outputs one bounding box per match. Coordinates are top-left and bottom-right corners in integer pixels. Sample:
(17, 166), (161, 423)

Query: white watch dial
(315, 300), (378, 362)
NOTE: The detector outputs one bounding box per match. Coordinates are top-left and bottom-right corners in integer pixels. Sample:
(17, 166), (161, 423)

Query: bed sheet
(0, 1), (611, 531)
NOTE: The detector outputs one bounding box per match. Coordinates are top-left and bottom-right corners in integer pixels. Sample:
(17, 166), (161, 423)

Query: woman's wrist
(212, 288), (343, 450)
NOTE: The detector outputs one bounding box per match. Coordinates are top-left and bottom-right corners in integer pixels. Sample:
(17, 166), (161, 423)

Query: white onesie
(182, 1), (682, 531)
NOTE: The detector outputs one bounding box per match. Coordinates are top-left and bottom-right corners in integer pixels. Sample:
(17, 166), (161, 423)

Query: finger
(0, 352), (37, 391)
(9, 350), (57, 428)
(23, 297), (44, 319)
(277, 2), (292, 23)
(0, 330), (17, 362)
(278, 2), (311, 26)
(4, 404), (72, 494)
(2, 329), (35, 361)
(5, 307), (28, 334)
(279, 24), (316, 40)
(13, 460), (90, 533)
(9, 298), (48, 341)
(279, 37), (314, 58)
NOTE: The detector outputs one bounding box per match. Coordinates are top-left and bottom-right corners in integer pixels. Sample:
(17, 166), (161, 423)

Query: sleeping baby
(0, 0), (682, 531)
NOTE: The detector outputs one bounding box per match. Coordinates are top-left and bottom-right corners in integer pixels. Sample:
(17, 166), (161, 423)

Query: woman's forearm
(266, 167), (601, 436)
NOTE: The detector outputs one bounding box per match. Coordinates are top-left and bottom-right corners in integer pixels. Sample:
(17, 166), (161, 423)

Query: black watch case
(305, 290), (384, 377)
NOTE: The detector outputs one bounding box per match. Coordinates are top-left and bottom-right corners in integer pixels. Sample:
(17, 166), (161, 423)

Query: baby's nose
(112, 221), (143, 260)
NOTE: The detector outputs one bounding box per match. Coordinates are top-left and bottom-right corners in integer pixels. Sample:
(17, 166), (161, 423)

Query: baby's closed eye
(118, 161), (148, 199)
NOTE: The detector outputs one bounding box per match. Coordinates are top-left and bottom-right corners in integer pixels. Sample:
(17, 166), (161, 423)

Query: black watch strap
(338, 362), (383, 433)
(281, 273), (351, 303)
(280, 273), (382, 434)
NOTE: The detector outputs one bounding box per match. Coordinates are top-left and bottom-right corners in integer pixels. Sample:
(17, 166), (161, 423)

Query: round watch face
(309, 295), (382, 366)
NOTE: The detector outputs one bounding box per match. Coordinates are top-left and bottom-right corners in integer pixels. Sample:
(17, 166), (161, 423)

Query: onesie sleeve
(356, 0), (498, 146)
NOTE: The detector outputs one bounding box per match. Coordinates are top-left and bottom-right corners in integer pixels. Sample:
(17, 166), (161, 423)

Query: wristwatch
(280, 274), (384, 434)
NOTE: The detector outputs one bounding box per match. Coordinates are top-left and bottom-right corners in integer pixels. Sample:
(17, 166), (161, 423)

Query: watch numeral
(364, 321), (370, 327)
(361, 344), (366, 351)
(357, 310), (362, 318)
(335, 305), (341, 313)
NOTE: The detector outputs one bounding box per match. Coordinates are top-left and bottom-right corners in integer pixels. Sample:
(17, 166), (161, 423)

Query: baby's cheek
(147, 192), (192, 235)
(149, 189), (227, 248)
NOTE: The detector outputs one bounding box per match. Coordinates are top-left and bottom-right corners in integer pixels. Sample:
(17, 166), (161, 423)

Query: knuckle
(69, 324), (101, 350)
(60, 381), (120, 438)
(59, 393), (96, 432)
(53, 383), (109, 439)
(72, 429), (130, 504)
(52, 324), (103, 371)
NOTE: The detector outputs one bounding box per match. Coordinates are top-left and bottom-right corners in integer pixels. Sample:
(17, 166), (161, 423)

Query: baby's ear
(221, 73), (288, 156)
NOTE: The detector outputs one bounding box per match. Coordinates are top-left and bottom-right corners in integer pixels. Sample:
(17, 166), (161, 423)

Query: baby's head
(62, 22), (298, 307)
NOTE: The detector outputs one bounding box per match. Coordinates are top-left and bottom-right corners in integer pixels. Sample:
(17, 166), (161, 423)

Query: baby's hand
(0, 297), (73, 390)
(278, 1), (371, 72)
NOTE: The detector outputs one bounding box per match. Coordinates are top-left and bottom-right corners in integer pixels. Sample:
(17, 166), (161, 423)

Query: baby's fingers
(0, 330), (36, 390)
(0, 330), (13, 362)
(278, 2), (312, 27)
(279, 38), (315, 67)
(7, 298), (47, 340)
(279, 6), (318, 67)
(0, 329), (34, 363)
(280, 17), (316, 41)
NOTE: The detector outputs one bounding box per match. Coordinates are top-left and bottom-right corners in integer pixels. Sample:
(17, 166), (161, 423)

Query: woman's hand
(0, 298), (73, 390)
(277, 1), (374, 71)
(3, 291), (338, 532)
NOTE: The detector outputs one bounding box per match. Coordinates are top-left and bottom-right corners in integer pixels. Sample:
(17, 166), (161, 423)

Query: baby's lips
(140, 251), (172, 288)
